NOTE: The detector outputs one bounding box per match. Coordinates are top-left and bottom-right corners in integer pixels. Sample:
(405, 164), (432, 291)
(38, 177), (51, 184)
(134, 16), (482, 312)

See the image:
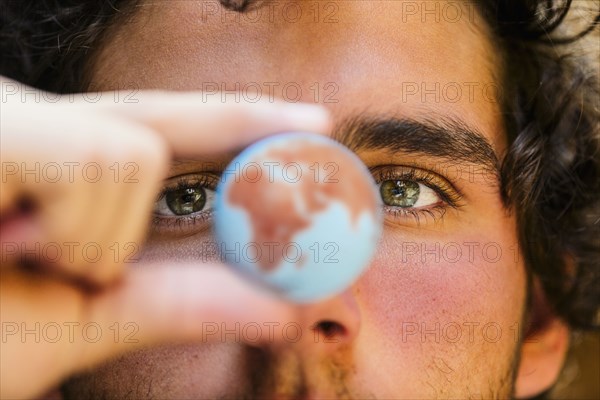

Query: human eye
(152, 173), (218, 234)
(372, 165), (463, 225)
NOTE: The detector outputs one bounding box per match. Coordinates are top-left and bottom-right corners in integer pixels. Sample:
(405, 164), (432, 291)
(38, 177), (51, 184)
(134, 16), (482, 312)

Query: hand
(0, 77), (329, 398)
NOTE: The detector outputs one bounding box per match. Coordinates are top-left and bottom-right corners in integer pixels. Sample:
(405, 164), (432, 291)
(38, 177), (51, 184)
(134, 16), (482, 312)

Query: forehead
(92, 0), (504, 150)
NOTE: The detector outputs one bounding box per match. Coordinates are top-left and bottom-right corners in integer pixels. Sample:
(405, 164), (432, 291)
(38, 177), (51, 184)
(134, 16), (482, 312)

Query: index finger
(96, 92), (332, 157)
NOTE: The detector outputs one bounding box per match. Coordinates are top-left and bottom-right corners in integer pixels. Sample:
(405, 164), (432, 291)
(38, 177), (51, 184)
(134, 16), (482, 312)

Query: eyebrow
(332, 114), (500, 173)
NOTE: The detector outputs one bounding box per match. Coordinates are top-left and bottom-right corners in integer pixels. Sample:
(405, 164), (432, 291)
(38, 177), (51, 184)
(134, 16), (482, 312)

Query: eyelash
(151, 166), (464, 233)
(371, 165), (463, 225)
(152, 174), (218, 234)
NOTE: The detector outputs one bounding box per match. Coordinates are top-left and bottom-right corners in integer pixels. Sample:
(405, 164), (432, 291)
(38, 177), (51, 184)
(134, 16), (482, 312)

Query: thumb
(86, 263), (295, 358)
(0, 264), (295, 399)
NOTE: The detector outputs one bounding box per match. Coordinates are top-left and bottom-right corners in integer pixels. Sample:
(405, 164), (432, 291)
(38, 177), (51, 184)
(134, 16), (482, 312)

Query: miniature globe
(214, 132), (382, 302)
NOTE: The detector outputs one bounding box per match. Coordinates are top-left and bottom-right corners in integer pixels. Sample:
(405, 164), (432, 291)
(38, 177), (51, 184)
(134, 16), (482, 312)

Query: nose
(293, 288), (361, 353)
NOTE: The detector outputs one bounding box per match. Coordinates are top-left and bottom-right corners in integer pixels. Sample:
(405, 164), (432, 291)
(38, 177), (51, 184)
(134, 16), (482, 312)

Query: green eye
(154, 174), (217, 219)
(380, 180), (420, 207)
(165, 186), (207, 215)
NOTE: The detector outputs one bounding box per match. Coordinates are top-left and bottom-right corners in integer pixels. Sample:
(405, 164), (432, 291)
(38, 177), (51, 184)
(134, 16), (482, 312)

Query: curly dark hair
(0, 0), (598, 330)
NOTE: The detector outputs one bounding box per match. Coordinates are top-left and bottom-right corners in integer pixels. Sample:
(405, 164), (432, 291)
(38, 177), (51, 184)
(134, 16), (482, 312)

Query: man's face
(65, 1), (527, 397)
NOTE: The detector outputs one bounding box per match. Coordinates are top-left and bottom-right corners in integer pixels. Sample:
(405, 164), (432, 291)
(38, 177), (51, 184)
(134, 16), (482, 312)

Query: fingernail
(280, 102), (331, 131)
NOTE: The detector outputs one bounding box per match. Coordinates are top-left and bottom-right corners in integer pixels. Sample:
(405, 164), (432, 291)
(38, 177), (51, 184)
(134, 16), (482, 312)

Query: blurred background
(549, 1), (599, 397)
(551, 332), (599, 398)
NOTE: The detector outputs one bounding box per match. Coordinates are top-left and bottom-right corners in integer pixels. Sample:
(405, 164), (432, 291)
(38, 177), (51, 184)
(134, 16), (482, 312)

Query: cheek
(359, 226), (526, 322)
(139, 231), (216, 263)
(353, 228), (526, 381)
(65, 343), (249, 397)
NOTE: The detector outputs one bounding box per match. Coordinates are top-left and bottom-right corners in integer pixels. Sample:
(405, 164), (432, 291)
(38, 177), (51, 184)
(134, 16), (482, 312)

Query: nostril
(313, 320), (347, 339)
(219, 0), (255, 12)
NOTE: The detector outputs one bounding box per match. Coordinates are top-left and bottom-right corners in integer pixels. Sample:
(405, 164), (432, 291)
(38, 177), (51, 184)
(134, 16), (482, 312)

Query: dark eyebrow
(332, 114), (500, 173)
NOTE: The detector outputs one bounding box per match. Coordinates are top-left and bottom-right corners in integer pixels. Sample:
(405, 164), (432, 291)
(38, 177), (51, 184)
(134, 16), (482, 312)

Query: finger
(0, 107), (169, 283)
(59, 121), (169, 283)
(0, 268), (87, 399)
(0, 214), (43, 267)
(85, 264), (295, 359)
(0, 264), (295, 399)
(100, 92), (332, 156)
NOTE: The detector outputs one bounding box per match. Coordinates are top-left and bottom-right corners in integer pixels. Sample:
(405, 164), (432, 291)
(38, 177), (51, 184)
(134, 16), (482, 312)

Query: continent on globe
(215, 132), (382, 303)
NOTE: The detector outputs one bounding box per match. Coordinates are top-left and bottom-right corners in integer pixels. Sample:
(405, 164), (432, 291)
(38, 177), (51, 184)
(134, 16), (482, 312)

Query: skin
(61, 1), (533, 398)
(0, 81), (329, 399)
